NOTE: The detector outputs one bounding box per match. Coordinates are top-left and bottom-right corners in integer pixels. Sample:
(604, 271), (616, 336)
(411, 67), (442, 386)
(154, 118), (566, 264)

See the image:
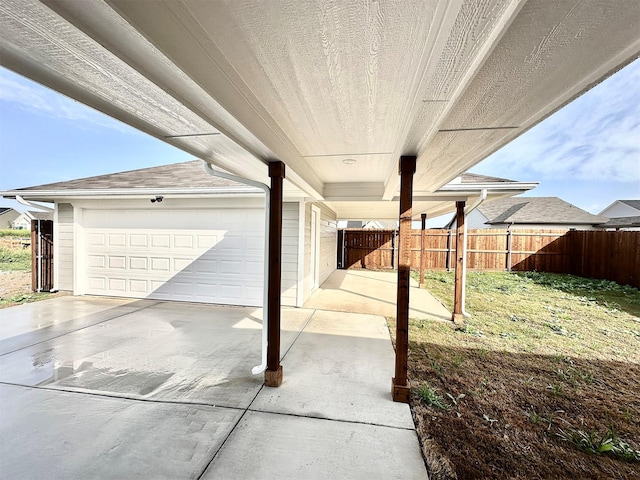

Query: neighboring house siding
(56, 203), (74, 291)
(449, 209), (490, 229)
(281, 202), (299, 307)
(11, 214), (31, 230)
(0, 210), (19, 229)
(600, 202), (640, 218)
(303, 202), (337, 302)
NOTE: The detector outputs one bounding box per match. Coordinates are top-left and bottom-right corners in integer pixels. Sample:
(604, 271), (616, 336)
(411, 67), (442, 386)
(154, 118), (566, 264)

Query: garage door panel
(88, 255), (106, 268)
(129, 279), (148, 294)
(151, 235), (170, 248)
(196, 235), (219, 249)
(108, 256), (126, 269)
(174, 235), (194, 248)
(129, 257), (148, 270)
(150, 257), (171, 272)
(83, 208), (264, 306)
(108, 278), (126, 292)
(130, 234), (148, 247)
(88, 233), (106, 246)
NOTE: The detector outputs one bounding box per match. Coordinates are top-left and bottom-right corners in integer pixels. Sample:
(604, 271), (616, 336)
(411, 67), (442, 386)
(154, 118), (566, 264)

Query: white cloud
(0, 68), (134, 134)
(475, 59), (640, 183)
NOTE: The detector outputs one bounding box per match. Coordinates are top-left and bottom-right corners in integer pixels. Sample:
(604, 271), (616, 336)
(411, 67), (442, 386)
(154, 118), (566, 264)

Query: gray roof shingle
(602, 216), (640, 228)
(478, 197), (608, 225)
(27, 211), (54, 221)
(11, 161), (245, 191)
(619, 200), (640, 210)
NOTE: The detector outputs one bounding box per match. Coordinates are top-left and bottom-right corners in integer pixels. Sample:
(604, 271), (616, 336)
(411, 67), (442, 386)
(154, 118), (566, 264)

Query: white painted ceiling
(1, 0), (639, 217)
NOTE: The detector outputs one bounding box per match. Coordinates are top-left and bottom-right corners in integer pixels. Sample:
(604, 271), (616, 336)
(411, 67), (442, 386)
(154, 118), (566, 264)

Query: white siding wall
(302, 202), (337, 302)
(281, 202), (299, 307)
(55, 203), (74, 291)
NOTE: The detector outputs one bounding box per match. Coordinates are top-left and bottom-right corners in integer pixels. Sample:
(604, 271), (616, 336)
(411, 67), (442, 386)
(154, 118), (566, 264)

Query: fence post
(446, 230), (452, 271)
(452, 201), (466, 324)
(506, 229), (513, 272)
(419, 213), (426, 286)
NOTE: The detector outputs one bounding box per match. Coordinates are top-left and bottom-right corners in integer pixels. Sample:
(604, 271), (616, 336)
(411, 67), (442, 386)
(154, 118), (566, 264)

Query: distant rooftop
(478, 197), (608, 225)
(619, 200), (640, 210)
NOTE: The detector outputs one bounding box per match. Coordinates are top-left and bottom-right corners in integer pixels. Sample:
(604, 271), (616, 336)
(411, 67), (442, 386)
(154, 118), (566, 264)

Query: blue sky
(1, 59), (639, 224)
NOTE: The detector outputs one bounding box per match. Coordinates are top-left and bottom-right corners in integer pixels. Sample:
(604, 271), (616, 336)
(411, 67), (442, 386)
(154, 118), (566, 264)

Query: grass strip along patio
(389, 271), (639, 480)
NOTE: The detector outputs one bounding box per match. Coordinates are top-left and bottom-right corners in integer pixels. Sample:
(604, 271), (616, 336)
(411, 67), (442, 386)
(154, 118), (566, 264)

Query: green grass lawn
(392, 270), (640, 480)
(0, 246), (31, 271)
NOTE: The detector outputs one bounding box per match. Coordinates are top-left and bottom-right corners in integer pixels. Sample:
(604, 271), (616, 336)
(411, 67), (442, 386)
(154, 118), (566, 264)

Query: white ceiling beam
(382, 0), (528, 200)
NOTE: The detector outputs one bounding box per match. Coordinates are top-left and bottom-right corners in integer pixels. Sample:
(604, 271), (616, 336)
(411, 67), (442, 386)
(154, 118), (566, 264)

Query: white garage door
(82, 207), (264, 306)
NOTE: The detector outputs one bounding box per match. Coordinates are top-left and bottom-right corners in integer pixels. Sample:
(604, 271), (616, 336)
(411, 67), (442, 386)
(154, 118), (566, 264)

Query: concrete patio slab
(251, 309), (414, 429)
(0, 296), (428, 479)
(0, 383), (242, 480)
(202, 410), (426, 480)
(0, 296), (158, 355)
(0, 300), (312, 408)
(303, 269), (451, 321)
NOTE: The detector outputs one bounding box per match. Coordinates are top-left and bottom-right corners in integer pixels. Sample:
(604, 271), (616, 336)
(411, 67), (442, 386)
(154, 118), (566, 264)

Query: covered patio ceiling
(1, 1), (638, 218)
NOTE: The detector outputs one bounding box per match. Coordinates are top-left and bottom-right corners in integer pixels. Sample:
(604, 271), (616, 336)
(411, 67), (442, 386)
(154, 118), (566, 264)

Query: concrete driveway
(0, 296), (428, 479)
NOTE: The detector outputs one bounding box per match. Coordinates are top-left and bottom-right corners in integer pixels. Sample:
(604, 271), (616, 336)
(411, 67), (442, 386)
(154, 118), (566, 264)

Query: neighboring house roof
(601, 216), (640, 229)
(364, 220), (397, 229)
(619, 200), (640, 210)
(27, 211), (54, 221)
(0, 207), (13, 215)
(12, 211), (54, 226)
(478, 197), (608, 226)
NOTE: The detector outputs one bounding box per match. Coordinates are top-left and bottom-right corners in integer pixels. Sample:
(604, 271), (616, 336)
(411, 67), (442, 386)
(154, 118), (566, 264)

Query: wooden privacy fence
(31, 219), (54, 292)
(338, 229), (639, 288)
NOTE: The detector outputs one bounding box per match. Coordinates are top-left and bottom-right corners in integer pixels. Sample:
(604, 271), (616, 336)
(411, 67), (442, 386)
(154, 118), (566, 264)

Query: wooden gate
(338, 229), (397, 269)
(31, 219), (54, 292)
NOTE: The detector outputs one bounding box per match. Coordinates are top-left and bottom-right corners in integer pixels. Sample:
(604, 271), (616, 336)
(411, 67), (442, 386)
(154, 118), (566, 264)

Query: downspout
(16, 196), (54, 293)
(203, 162), (270, 375)
(461, 189), (487, 317)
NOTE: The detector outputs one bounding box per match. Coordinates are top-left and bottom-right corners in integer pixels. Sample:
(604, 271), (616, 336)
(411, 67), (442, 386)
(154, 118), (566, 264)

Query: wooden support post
(419, 213), (427, 287)
(265, 161), (285, 387)
(392, 156), (416, 403)
(452, 201), (465, 324)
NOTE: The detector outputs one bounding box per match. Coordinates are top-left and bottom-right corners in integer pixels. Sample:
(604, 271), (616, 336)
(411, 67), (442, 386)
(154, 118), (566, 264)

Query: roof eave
(0, 187), (263, 201)
(437, 182), (539, 192)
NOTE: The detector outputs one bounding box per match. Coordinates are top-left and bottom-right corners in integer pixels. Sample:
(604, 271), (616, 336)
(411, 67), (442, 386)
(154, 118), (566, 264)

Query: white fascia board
(0, 188), (263, 202)
(436, 182), (539, 192)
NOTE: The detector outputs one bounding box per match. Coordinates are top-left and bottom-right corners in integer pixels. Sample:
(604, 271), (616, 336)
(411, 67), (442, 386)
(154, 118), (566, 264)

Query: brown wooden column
(452, 200), (465, 324)
(419, 213), (427, 287)
(392, 155), (416, 403)
(265, 161), (285, 387)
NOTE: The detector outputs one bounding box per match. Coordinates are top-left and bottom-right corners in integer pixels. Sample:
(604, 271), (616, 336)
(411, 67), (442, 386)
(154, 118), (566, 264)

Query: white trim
(53, 204), (60, 291)
(311, 204), (321, 291)
(296, 200), (306, 307)
(73, 206), (85, 295)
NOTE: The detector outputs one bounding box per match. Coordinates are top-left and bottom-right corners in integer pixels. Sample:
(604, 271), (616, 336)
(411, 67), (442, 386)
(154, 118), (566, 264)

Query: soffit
(0, 0), (638, 206)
